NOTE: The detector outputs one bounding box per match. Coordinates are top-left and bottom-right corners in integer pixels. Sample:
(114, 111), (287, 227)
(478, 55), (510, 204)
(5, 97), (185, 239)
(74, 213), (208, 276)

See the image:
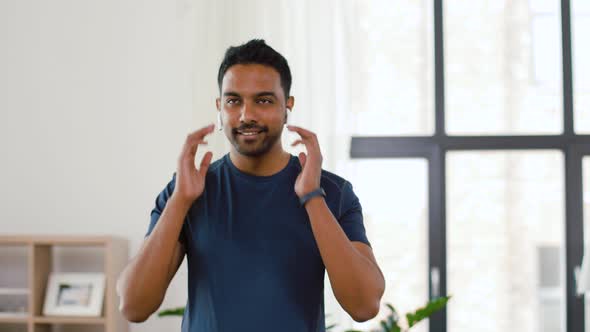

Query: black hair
(217, 39), (292, 98)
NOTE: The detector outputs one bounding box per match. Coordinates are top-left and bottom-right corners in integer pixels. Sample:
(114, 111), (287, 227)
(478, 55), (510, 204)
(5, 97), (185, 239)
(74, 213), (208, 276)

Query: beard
(228, 123), (283, 157)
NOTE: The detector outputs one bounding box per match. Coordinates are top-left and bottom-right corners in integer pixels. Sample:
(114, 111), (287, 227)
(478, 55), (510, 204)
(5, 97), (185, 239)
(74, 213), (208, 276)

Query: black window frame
(349, 1), (588, 331)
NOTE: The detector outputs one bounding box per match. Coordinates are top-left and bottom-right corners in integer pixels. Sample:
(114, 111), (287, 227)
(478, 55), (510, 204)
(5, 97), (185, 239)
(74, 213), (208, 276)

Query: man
(116, 39), (385, 332)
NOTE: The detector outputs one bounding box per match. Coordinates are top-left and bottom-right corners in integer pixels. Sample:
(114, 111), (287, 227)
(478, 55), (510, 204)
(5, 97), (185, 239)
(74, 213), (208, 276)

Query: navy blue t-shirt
(145, 154), (370, 332)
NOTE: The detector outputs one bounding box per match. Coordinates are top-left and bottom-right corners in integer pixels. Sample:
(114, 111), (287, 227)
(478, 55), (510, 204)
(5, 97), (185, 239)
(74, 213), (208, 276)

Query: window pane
(573, 0), (590, 133)
(351, 0), (434, 136)
(448, 151), (565, 332)
(325, 159), (428, 331)
(583, 157), (590, 331)
(445, 1), (563, 135)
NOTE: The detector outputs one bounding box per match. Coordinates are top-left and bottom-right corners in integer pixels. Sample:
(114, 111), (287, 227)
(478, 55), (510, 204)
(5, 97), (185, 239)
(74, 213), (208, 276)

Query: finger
(181, 140), (208, 164)
(291, 138), (316, 162)
(180, 124), (215, 160)
(287, 125), (319, 147)
(288, 127), (321, 156)
(188, 140), (208, 152)
(188, 124), (216, 140)
(291, 139), (304, 147)
(183, 124), (215, 152)
(286, 125), (315, 139)
(298, 152), (307, 169)
(198, 151), (214, 178)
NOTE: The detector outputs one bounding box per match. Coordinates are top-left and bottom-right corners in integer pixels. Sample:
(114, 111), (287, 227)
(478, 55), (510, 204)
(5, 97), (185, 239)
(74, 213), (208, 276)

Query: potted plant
(344, 296), (451, 332)
(158, 295), (450, 332)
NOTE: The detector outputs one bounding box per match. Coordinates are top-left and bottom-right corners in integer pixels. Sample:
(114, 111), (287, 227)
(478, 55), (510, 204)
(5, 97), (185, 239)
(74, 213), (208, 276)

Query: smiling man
(116, 39), (385, 332)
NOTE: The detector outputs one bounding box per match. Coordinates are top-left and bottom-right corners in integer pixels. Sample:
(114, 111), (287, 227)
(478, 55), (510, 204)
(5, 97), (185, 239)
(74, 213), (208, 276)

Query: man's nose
(239, 103), (256, 123)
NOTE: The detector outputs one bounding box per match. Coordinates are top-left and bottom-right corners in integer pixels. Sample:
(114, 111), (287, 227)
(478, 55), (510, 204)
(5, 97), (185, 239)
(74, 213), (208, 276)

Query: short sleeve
(338, 181), (371, 247)
(144, 173), (187, 246)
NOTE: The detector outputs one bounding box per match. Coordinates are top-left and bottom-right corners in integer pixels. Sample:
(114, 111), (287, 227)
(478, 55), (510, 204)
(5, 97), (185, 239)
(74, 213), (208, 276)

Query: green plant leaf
(157, 306), (185, 317)
(326, 323), (337, 331)
(325, 313), (337, 331)
(385, 303), (397, 315)
(385, 303), (400, 323)
(406, 296), (451, 328)
(381, 303), (402, 332)
(387, 315), (397, 329)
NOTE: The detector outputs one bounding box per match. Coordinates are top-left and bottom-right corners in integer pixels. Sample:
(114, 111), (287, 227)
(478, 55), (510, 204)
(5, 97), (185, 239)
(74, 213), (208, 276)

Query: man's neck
(229, 146), (291, 177)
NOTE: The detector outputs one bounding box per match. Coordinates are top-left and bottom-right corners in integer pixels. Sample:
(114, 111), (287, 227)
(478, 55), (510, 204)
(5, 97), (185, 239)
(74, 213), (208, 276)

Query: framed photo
(43, 273), (105, 316)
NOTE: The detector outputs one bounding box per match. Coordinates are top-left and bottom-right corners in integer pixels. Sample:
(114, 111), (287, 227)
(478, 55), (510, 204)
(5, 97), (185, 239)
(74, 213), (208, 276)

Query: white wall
(0, 0), (366, 331)
(0, 0), (209, 330)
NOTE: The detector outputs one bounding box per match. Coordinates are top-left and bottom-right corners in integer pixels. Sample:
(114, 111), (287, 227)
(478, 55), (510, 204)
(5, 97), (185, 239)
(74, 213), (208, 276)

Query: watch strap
(299, 187), (326, 206)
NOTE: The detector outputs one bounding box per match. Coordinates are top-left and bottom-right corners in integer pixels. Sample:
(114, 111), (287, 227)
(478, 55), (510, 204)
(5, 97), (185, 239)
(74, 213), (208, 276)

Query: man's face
(216, 64), (293, 157)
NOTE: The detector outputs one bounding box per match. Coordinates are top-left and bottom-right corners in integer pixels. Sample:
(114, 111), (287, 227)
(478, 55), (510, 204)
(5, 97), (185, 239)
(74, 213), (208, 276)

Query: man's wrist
(303, 195), (325, 210)
(169, 194), (194, 212)
(299, 187), (326, 207)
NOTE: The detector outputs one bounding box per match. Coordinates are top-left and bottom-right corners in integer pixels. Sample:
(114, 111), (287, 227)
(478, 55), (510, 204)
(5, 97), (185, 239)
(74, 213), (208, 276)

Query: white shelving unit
(0, 235), (129, 332)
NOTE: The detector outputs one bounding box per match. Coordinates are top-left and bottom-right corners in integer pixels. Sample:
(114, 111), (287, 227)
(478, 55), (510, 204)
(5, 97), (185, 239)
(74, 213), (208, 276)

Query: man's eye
(226, 99), (240, 105)
(257, 99), (272, 104)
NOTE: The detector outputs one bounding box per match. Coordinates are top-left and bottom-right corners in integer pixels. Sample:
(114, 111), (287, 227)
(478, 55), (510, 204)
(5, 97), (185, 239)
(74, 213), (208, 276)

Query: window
(583, 157), (590, 331)
(352, 0), (435, 136)
(444, 0), (562, 135)
(325, 159), (429, 331)
(447, 151), (565, 332)
(538, 246), (563, 332)
(573, 0), (590, 133)
(349, 1), (587, 331)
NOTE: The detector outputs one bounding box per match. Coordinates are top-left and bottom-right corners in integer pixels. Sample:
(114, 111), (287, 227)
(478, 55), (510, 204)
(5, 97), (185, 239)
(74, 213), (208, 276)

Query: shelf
(0, 288), (29, 295)
(0, 313), (28, 323)
(34, 316), (105, 325)
(0, 235), (129, 332)
(0, 235), (120, 246)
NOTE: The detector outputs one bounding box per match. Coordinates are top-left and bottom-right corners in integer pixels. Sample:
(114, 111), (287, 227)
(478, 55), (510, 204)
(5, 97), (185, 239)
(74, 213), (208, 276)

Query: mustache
(232, 123), (269, 133)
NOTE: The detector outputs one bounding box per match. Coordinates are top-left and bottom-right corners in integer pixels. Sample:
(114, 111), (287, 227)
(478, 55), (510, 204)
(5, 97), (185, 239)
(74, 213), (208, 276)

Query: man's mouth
(234, 126), (268, 137)
(237, 130), (264, 136)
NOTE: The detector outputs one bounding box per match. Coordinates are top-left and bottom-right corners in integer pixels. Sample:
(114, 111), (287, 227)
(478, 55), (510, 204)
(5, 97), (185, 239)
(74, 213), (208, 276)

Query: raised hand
(287, 125), (323, 198)
(172, 124), (215, 206)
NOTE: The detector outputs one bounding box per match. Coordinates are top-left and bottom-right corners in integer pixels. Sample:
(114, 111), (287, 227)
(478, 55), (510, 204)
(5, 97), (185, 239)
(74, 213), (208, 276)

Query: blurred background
(1, 0), (589, 331)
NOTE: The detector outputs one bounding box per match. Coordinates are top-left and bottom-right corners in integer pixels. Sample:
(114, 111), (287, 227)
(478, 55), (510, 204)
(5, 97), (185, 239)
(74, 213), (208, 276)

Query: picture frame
(42, 272), (105, 316)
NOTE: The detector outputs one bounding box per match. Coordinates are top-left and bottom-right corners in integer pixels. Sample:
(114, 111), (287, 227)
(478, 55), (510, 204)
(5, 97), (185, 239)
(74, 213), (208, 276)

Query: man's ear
(216, 98), (221, 111)
(286, 96), (295, 111)
(285, 96), (294, 124)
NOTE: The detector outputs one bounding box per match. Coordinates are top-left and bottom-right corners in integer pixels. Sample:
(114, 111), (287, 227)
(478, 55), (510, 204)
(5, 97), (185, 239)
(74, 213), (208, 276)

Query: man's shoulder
(320, 169), (352, 195)
(319, 169), (361, 218)
(205, 155), (228, 176)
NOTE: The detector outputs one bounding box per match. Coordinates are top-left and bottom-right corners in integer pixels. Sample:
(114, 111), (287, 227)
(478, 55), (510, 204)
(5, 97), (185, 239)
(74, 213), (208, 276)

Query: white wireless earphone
(285, 107), (291, 125)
